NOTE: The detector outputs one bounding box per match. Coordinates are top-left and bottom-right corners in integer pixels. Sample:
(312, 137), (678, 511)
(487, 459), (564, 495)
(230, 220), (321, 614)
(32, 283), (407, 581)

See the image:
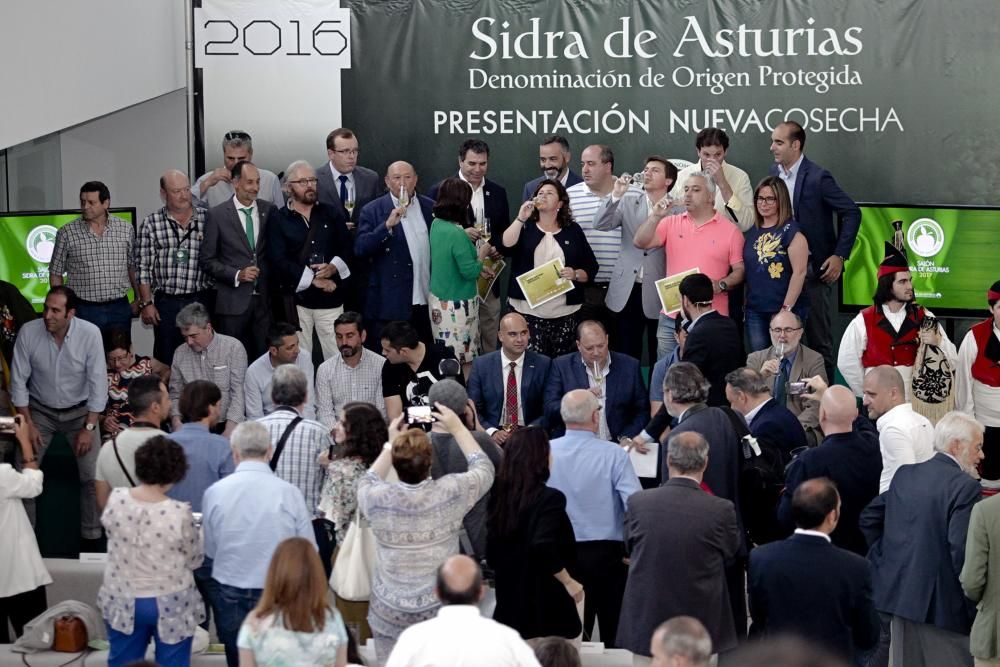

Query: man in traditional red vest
(838, 242), (957, 399)
(956, 280), (1000, 486)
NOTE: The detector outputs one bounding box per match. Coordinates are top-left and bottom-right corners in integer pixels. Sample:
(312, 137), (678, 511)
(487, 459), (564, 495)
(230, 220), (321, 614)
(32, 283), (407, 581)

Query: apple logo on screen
(26, 226), (58, 263)
(906, 218), (945, 258)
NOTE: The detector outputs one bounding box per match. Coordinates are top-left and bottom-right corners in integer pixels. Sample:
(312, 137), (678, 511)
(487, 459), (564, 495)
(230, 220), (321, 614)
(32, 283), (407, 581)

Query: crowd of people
(1, 121), (1000, 667)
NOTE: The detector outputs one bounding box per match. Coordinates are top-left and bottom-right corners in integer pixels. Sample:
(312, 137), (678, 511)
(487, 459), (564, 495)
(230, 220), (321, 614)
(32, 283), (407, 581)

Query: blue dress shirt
(166, 422), (235, 512)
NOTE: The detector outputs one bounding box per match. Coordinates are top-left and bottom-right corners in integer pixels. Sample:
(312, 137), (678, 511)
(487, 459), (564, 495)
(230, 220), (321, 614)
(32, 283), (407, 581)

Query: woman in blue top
(743, 176), (810, 352)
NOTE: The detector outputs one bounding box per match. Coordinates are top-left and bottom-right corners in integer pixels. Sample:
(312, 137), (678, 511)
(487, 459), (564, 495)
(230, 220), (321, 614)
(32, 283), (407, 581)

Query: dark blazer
(201, 199), (275, 316)
(316, 163), (382, 225)
(467, 350), (551, 431)
(354, 193), (435, 322)
(506, 221), (597, 307)
(860, 452), (982, 634)
(682, 311), (744, 407)
(617, 477), (740, 655)
(748, 533), (880, 658)
(778, 431), (882, 555)
(544, 351), (647, 440)
(487, 486), (582, 640)
(768, 156), (860, 272)
(522, 170), (583, 203)
(265, 202), (354, 310)
(749, 398), (809, 457)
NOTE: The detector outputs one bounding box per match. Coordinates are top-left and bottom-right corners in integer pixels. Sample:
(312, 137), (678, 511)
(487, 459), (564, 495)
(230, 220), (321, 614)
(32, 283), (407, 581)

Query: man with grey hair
(191, 129), (284, 208)
(268, 160), (353, 359)
(618, 431), (740, 662)
(169, 301), (247, 437)
(862, 410), (984, 667)
(863, 364), (934, 493)
(547, 389), (641, 648)
(201, 420), (317, 666)
(649, 616), (713, 667)
(726, 367), (808, 455)
(427, 379), (502, 560)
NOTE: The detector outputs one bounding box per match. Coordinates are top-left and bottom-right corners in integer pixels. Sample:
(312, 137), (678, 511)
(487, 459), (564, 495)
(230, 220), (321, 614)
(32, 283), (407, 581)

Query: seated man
(380, 320), (461, 421)
(315, 311), (386, 428)
(244, 321), (316, 420)
(725, 367), (808, 457)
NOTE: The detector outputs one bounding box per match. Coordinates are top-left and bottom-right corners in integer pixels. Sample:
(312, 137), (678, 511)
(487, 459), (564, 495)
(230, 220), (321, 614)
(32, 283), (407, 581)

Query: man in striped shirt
(567, 145), (621, 339)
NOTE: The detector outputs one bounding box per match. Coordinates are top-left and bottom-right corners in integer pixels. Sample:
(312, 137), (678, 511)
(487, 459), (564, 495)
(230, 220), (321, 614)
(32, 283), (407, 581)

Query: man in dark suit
(778, 385), (881, 555)
(617, 431), (740, 657)
(769, 121), (860, 380)
(428, 139), (510, 353)
(860, 410), (984, 667)
(467, 312), (550, 445)
(200, 160), (274, 358)
(354, 161), (435, 348)
(725, 367), (808, 457)
(521, 134), (583, 202)
(749, 478), (880, 660)
(544, 320), (646, 441)
(679, 273), (744, 407)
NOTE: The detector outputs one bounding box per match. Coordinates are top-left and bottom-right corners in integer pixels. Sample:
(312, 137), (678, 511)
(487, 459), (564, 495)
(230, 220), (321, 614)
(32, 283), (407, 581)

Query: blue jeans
(208, 580), (262, 667)
(106, 597), (193, 667)
(75, 297), (132, 335)
(656, 313), (678, 361)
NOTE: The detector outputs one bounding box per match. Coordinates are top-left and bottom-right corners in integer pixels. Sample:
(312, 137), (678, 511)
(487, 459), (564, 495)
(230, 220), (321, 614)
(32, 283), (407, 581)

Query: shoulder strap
(296, 210), (326, 265)
(269, 416), (303, 471)
(112, 435), (137, 487)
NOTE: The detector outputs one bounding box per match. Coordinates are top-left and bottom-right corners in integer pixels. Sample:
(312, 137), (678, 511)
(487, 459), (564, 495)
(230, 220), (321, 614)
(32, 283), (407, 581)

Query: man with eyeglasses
(746, 310), (827, 445)
(316, 127), (381, 228)
(135, 170), (213, 366)
(267, 160), (353, 360)
(191, 130), (285, 209)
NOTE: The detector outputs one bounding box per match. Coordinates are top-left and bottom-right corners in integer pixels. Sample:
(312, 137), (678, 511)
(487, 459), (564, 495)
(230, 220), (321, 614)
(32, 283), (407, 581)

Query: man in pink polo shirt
(634, 172), (744, 358)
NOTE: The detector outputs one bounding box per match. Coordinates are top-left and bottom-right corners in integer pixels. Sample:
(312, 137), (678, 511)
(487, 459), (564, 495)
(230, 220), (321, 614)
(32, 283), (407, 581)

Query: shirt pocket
(211, 365), (230, 391)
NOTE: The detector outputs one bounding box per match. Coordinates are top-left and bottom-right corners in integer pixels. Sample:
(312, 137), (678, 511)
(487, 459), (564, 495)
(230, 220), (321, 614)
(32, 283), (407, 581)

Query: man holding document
(633, 172), (745, 360)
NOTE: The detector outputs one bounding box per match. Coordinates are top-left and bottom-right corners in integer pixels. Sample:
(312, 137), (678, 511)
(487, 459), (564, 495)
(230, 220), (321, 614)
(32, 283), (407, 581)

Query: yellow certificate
(477, 257), (506, 303)
(516, 258), (574, 309)
(655, 267), (700, 315)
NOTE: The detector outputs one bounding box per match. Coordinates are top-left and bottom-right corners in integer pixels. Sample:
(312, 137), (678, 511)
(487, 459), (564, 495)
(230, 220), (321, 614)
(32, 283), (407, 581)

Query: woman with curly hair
(502, 179), (598, 358)
(98, 436), (204, 667)
(487, 426), (582, 641)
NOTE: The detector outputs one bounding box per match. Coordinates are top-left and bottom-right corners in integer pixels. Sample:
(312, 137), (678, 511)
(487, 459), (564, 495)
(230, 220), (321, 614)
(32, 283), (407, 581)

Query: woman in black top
(486, 427), (582, 640)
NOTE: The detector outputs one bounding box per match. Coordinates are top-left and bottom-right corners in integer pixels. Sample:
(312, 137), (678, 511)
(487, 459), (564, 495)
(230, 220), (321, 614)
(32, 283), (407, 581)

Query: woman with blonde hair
(237, 537), (349, 666)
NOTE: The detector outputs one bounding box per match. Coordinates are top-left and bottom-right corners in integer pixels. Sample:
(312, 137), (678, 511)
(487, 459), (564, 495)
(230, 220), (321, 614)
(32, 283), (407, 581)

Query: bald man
(136, 169), (213, 365)
(649, 617), (713, 667)
(355, 160), (436, 347)
(387, 555), (541, 667)
(778, 386), (882, 555)
(863, 365), (934, 493)
(468, 312), (552, 443)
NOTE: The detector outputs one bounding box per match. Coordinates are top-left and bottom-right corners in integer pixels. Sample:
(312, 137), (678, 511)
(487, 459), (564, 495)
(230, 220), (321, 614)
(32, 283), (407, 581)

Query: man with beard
(838, 242), (957, 400)
(521, 134), (583, 203)
(315, 311), (386, 428)
(266, 160), (354, 360)
(244, 321), (316, 420)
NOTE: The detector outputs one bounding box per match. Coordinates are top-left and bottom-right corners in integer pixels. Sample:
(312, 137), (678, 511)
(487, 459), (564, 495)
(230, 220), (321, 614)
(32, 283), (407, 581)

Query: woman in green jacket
(428, 177), (493, 376)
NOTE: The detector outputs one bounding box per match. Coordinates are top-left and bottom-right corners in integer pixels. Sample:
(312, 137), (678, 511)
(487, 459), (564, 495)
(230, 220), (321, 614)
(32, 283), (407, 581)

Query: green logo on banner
(26, 225), (57, 263)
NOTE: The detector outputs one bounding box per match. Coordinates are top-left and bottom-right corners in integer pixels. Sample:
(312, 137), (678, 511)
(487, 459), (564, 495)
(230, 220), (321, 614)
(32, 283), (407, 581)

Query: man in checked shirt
(135, 170), (214, 366)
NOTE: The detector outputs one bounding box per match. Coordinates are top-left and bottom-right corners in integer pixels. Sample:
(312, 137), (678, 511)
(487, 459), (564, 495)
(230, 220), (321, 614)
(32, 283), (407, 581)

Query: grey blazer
(746, 342), (827, 441)
(592, 191), (666, 318)
(201, 199), (274, 315)
(317, 163), (382, 224)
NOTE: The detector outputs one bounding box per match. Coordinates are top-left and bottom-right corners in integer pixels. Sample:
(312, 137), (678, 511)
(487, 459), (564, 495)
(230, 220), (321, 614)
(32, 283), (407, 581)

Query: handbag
(52, 616), (87, 652)
(330, 510), (376, 601)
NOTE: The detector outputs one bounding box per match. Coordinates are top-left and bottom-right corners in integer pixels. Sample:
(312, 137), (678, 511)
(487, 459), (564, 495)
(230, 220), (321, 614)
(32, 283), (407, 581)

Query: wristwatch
(719, 280), (729, 293)
(137, 300), (153, 310)
(84, 422), (97, 432)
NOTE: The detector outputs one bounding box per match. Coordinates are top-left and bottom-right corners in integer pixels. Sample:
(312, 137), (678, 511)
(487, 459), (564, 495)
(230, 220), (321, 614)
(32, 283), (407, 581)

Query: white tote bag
(330, 511), (377, 601)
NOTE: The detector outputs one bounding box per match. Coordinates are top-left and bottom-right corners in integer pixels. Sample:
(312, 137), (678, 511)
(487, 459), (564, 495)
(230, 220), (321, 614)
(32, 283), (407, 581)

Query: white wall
(0, 0), (187, 150)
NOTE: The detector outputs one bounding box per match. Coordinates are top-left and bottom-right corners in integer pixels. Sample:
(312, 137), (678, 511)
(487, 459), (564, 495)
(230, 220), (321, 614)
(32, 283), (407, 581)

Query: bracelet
(138, 300), (153, 310)
(514, 218), (525, 224)
(382, 441), (393, 452)
(781, 304), (792, 312)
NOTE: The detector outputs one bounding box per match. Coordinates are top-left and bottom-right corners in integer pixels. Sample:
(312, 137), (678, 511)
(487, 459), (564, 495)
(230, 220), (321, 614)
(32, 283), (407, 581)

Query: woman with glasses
(503, 179), (598, 358)
(102, 328), (169, 441)
(743, 177), (810, 352)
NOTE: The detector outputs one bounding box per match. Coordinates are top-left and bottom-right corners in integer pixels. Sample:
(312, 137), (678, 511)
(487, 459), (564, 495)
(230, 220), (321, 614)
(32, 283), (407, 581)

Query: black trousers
(803, 277), (836, 382)
(0, 585), (47, 643)
(579, 283), (616, 340)
(214, 294), (271, 359)
(612, 283), (658, 372)
(569, 540), (627, 648)
(982, 425), (1000, 481)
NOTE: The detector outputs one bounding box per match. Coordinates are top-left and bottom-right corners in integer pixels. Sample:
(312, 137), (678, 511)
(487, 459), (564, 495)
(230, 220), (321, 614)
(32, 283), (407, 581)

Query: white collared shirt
(876, 402), (934, 493)
(231, 195), (260, 286)
(583, 354), (612, 441)
(459, 172), (486, 224)
(794, 528), (831, 543)
(743, 398), (770, 427)
(329, 163), (354, 203)
(778, 154), (804, 214)
(392, 192), (431, 305)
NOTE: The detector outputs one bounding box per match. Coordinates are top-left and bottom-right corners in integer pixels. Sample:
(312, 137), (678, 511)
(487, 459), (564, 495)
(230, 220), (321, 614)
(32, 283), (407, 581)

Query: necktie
(774, 357), (791, 407)
(338, 175), (348, 204)
(504, 362), (519, 427)
(241, 207), (255, 251)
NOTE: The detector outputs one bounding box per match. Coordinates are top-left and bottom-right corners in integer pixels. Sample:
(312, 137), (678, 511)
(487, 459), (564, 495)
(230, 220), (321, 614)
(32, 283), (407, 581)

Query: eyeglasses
(107, 352), (131, 364)
(332, 149), (360, 156)
(288, 177), (319, 186)
(224, 131), (251, 141)
(755, 196), (778, 204)
(770, 327), (802, 335)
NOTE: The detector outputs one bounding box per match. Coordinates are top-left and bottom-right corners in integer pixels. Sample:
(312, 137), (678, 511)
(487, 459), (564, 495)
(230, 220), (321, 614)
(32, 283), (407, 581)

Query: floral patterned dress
(237, 609), (348, 666)
(317, 456), (369, 545)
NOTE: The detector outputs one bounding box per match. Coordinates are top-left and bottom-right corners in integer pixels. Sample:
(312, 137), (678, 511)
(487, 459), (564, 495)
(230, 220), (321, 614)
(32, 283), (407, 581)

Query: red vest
(971, 318), (1000, 387)
(860, 305), (924, 369)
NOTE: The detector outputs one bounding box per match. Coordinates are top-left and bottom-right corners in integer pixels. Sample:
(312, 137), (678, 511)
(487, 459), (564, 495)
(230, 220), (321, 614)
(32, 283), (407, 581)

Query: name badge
(173, 248), (190, 265)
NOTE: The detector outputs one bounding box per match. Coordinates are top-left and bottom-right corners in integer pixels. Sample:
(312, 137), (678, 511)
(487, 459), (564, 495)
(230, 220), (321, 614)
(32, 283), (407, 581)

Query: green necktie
(241, 207), (255, 251)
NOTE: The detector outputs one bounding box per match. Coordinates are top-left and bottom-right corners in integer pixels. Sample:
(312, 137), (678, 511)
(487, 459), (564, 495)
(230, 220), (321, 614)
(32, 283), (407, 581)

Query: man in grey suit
(593, 155), (680, 364)
(617, 430), (741, 661)
(200, 161), (275, 358)
(746, 310), (827, 445)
